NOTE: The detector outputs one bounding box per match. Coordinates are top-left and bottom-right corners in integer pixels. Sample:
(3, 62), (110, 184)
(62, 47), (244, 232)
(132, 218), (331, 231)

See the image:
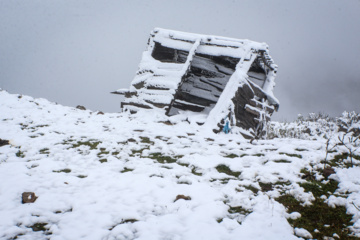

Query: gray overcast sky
(1, 0), (360, 121)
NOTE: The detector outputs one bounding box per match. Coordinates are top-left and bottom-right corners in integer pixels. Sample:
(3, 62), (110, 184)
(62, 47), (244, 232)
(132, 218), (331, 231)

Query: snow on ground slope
(0, 89), (360, 240)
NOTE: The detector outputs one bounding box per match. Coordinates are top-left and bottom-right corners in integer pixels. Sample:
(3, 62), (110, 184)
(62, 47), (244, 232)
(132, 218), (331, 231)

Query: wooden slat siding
(171, 100), (205, 112)
(121, 102), (152, 110)
(248, 99), (275, 114)
(143, 100), (168, 109)
(244, 104), (261, 117)
(145, 85), (171, 91)
(231, 78), (275, 138)
(167, 53), (239, 115)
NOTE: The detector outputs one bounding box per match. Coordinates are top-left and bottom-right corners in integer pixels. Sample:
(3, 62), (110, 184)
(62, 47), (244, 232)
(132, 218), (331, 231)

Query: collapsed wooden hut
(112, 28), (279, 139)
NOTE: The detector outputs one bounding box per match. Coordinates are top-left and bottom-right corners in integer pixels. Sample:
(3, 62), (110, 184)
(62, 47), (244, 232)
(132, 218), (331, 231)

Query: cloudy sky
(1, 0), (359, 121)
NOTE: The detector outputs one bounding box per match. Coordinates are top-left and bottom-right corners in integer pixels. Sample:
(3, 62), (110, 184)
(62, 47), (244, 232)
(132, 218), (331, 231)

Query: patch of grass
(15, 149), (25, 158)
(299, 179), (339, 198)
(242, 185), (259, 194)
(279, 152), (302, 158)
(97, 148), (110, 160)
(215, 164), (241, 178)
(127, 138), (137, 143)
(253, 153), (265, 157)
(150, 174), (163, 178)
(39, 148), (50, 154)
(147, 153), (182, 164)
(272, 181), (292, 193)
(216, 218), (224, 223)
(295, 148), (308, 152)
(273, 159), (292, 163)
(19, 123), (28, 130)
(300, 168), (316, 181)
(121, 219), (138, 224)
(240, 154), (248, 157)
(277, 194), (354, 239)
(259, 182), (273, 192)
(329, 153), (360, 168)
(177, 162), (190, 168)
(35, 124), (49, 128)
(121, 167), (134, 173)
(53, 168), (71, 173)
(139, 137), (154, 144)
(228, 206), (252, 215)
(191, 167), (202, 176)
(29, 223), (48, 232)
(77, 175), (87, 178)
(111, 151), (120, 156)
(224, 153), (238, 158)
(109, 219), (139, 230)
(265, 148), (278, 152)
(130, 147), (149, 156)
(64, 139), (102, 150)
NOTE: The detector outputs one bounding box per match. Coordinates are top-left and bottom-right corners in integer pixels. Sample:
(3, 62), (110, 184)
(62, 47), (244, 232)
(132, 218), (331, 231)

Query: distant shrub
(268, 111), (360, 140)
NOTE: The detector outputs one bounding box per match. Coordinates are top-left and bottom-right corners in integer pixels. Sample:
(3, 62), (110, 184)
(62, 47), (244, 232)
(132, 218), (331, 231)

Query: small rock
(174, 195), (191, 202)
(0, 138), (10, 147)
(97, 111), (104, 115)
(323, 167), (335, 178)
(76, 105), (86, 110)
(22, 192), (38, 203)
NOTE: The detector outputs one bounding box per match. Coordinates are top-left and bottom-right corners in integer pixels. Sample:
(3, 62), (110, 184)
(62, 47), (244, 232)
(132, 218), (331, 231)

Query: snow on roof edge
(152, 27), (269, 52)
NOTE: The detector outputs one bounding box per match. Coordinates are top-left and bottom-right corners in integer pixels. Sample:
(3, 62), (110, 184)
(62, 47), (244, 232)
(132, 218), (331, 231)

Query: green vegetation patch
(242, 185), (259, 194)
(71, 140), (101, 150)
(63, 139), (102, 151)
(139, 137), (154, 145)
(277, 195), (353, 239)
(328, 153), (360, 168)
(299, 179), (339, 198)
(53, 168), (71, 173)
(111, 151), (120, 156)
(29, 222), (49, 232)
(279, 152), (302, 158)
(224, 153), (239, 158)
(130, 147), (149, 156)
(295, 148), (308, 152)
(273, 159), (292, 163)
(97, 148), (110, 160)
(39, 148), (50, 155)
(191, 167), (203, 176)
(147, 153), (182, 164)
(120, 219), (138, 224)
(121, 167), (134, 173)
(228, 205), (252, 215)
(216, 164), (241, 178)
(253, 153), (265, 157)
(259, 182), (273, 192)
(276, 175), (355, 239)
(109, 219), (139, 230)
(16, 149), (25, 158)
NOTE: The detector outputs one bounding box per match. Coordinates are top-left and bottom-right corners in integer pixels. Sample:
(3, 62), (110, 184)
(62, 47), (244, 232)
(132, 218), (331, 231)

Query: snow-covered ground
(1, 89), (360, 240)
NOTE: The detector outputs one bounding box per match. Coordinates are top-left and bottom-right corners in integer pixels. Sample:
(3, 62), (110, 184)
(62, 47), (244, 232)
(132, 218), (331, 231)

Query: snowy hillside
(0, 89), (360, 240)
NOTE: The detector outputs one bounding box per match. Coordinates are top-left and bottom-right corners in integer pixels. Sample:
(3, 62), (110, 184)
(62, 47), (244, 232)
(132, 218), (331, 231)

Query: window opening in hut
(151, 42), (189, 63)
